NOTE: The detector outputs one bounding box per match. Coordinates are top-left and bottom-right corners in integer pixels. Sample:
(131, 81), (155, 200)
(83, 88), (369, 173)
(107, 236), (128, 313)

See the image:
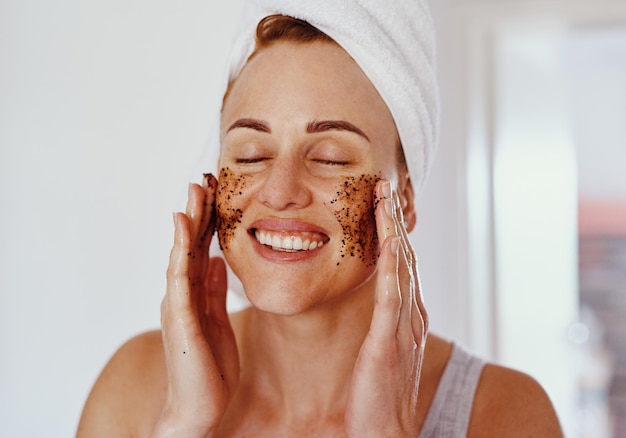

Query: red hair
(222, 15), (334, 104)
(255, 14), (333, 46)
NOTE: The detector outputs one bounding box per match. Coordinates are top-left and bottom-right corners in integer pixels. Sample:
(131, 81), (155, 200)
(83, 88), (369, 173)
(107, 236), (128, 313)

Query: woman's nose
(257, 157), (312, 210)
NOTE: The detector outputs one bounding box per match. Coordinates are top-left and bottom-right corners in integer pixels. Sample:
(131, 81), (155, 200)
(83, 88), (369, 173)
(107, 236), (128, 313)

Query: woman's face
(218, 40), (402, 315)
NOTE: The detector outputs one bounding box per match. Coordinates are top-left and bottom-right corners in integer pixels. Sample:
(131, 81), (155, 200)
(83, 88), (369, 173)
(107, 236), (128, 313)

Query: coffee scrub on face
(215, 168), (381, 267)
(330, 174), (381, 267)
(215, 167), (247, 250)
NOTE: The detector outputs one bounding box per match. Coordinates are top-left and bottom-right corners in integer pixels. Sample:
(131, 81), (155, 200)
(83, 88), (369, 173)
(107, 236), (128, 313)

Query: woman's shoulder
(469, 359), (564, 437)
(77, 330), (167, 437)
(423, 335), (563, 437)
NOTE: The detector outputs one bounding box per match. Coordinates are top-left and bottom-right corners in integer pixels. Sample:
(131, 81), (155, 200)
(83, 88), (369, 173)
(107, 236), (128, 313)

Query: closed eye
(313, 159), (350, 166)
(235, 157), (270, 164)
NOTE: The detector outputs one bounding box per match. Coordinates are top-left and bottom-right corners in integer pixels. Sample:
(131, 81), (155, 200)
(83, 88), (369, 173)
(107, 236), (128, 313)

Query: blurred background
(1, 0), (625, 436)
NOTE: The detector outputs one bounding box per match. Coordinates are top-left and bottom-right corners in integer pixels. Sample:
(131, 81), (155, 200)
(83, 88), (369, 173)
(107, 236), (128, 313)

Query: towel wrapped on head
(204, 0), (439, 192)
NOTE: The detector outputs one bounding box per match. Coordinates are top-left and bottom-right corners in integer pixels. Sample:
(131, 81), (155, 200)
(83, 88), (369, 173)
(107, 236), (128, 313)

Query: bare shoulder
(469, 363), (564, 437)
(76, 330), (167, 438)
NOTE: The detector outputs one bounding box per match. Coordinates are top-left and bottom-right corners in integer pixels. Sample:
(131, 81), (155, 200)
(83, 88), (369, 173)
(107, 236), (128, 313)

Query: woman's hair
(255, 14), (333, 47)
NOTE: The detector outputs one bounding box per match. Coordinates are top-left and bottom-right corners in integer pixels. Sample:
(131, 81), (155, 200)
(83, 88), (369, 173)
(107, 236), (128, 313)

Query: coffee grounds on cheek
(216, 167), (247, 250)
(329, 174), (381, 267)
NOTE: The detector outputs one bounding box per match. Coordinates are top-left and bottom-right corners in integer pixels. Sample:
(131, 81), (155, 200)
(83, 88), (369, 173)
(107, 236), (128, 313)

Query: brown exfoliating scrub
(216, 167), (245, 250)
(330, 174), (381, 267)
(215, 167), (381, 268)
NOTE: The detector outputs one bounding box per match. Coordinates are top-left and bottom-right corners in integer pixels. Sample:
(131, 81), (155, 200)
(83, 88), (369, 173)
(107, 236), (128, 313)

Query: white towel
(207, 0), (440, 192)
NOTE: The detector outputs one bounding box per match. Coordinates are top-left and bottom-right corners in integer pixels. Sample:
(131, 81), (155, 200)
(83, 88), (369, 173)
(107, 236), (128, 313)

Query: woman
(77, 2), (564, 436)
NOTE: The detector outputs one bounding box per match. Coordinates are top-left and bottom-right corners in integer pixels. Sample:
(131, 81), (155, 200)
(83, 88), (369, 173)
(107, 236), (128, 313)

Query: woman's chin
(240, 270), (377, 317)
(242, 286), (316, 316)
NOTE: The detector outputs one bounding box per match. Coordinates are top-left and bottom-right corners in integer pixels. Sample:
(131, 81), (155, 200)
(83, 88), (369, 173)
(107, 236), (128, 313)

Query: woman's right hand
(152, 174), (239, 438)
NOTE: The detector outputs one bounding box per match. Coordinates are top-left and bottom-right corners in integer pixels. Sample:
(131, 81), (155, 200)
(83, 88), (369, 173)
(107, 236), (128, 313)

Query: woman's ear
(398, 171), (417, 233)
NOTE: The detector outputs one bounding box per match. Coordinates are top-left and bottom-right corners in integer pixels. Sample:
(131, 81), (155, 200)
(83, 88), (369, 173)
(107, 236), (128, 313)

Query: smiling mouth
(252, 229), (329, 252)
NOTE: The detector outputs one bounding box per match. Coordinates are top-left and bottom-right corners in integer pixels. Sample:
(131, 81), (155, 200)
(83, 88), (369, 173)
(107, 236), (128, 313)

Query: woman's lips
(253, 230), (327, 252)
(248, 219), (330, 254)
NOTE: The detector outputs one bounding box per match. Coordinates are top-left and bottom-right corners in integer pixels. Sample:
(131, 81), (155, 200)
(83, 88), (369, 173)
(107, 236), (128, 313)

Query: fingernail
(173, 212), (181, 243)
(391, 236), (400, 255)
(205, 173), (218, 191)
(384, 198), (394, 217)
(382, 180), (392, 199)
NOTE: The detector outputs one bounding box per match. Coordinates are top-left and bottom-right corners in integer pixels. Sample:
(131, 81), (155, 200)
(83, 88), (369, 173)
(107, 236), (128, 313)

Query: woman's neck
(231, 283), (375, 422)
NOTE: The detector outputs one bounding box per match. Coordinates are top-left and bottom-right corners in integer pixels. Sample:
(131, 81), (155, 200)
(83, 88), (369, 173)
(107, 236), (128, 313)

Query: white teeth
(282, 236), (293, 249)
(293, 236), (303, 250)
(254, 230), (325, 252)
(272, 235), (282, 248)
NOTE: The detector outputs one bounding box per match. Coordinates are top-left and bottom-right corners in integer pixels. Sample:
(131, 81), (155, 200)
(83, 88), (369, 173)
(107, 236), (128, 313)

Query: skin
(76, 40), (564, 437)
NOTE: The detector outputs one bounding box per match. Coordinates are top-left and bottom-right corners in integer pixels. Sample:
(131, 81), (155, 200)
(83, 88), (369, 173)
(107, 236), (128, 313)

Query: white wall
(0, 1), (243, 436)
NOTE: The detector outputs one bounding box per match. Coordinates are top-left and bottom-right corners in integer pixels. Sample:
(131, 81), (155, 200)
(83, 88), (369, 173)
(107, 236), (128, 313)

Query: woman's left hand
(344, 179), (429, 437)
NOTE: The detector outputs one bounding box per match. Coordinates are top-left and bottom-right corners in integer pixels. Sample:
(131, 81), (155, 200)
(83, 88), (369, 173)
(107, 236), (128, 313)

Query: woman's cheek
(330, 174), (381, 267)
(216, 167), (248, 250)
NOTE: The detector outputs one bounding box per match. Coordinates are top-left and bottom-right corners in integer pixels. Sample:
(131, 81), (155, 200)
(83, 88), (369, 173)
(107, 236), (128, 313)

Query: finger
(374, 180), (396, 246)
(196, 174), (218, 285)
(166, 212), (193, 311)
(368, 235), (402, 345)
(395, 240), (420, 345)
(390, 191), (428, 344)
(198, 257), (227, 321)
(370, 179), (402, 345)
(205, 257), (228, 322)
(392, 190), (413, 272)
(163, 212), (203, 353)
(197, 173), (218, 252)
(186, 182), (205, 246)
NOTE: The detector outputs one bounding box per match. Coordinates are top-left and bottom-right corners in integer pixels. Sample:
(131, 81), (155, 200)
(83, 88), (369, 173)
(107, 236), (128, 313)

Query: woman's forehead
(233, 42), (368, 93)
(221, 41), (396, 133)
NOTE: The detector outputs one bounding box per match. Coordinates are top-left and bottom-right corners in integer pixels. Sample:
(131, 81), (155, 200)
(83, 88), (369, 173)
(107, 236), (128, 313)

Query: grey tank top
(420, 344), (485, 437)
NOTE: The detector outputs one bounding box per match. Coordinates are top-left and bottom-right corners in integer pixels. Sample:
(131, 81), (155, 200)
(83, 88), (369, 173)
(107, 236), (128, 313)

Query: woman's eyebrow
(226, 118), (271, 133)
(307, 120), (370, 142)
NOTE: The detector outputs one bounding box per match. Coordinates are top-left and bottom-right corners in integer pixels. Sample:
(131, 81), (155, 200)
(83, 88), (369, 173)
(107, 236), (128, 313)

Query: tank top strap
(419, 343), (485, 437)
